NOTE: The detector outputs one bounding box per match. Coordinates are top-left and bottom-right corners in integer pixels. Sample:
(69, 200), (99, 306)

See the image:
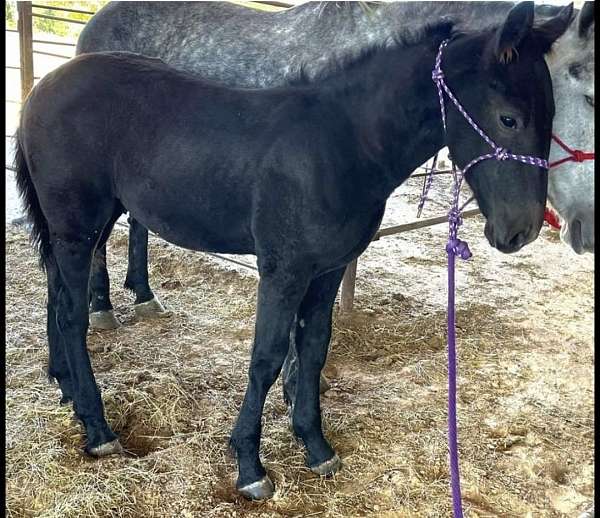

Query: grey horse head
(545, 2), (595, 254)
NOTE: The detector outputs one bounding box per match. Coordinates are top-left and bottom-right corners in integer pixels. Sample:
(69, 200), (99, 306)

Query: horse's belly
(124, 190), (255, 255)
(146, 220), (254, 255)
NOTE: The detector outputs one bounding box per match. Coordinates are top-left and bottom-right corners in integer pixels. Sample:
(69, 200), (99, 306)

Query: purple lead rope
(425, 39), (549, 518)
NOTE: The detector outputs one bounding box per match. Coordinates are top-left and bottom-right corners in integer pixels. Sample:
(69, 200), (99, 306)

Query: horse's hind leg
(230, 267), (311, 500)
(89, 243), (121, 330)
(123, 217), (170, 319)
(47, 256), (74, 405)
(89, 208), (125, 330)
(53, 235), (121, 456)
(282, 327), (331, 410)
(291, 268), (344, 475)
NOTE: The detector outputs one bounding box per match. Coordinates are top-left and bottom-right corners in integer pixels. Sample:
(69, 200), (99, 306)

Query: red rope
(544, 207), (561, 229)
(549, 134), (595, 168)
(544, 135), (595, 230)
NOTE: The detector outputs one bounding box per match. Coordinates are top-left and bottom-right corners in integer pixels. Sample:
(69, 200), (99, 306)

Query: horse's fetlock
(292, 416), (321, 440)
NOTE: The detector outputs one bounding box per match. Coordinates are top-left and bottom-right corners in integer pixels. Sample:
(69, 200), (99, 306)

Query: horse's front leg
(123, 217), (170, 319)
(230, 269), (310, 500)
(291, 267), (344, 475)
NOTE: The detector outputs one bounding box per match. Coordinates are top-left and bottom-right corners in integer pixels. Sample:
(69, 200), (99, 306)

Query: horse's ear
(578, 2), (595, 39)
(533, 3), (574, 54)
(494, 1), (534, 64)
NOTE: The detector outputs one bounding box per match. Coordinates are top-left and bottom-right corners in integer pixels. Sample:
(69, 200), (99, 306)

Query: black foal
(16, 2), (571, 499)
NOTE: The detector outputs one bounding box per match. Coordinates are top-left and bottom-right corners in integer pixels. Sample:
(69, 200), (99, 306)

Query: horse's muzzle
(484, 220), (540, 254)
(562, 213), (595, 254)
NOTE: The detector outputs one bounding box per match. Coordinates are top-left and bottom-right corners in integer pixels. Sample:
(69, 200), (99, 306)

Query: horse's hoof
(134, 296), (172, 319)
(319, 373), (331, 394)
(88, 439), (123, 457)
(89, 310), (121, 330)
(579, 504), (594, 518)
(310, 454), (342, 477)
(238, 476), (275, 500)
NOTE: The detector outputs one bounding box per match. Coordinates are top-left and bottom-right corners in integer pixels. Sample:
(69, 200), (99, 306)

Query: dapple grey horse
(76, 1), (594, 330)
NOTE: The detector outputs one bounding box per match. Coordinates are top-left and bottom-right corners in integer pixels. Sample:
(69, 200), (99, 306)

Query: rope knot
(446, 238), (472, 260)
(493, 147), (509, 161)
(432, 67), (444, 83)
(572, 149), (586, 162)
(448, 209), (462, 227)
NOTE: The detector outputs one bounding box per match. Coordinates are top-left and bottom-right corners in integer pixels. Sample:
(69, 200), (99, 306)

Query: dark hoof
(88, 439), (123, 457)
(319, 373), (331, 394)
(134, 296), (172, 319)
(310, 454), (342, 477)
(238, 476), (275, 500)
(89, 310), (121, 330)
(579, 504), (594, 518)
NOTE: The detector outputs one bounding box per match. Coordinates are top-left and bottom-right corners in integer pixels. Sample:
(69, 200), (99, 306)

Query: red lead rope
(544, 134), (595, 230)
(544, 207), (562, 229)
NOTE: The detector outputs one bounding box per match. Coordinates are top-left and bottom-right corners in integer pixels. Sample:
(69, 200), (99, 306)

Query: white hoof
(310, 454), (342, 476)
(134, 296), (172, 319)
(238, 475), (275, 500)
(89, 310), (121, 330)
(89, 439), (123, 457)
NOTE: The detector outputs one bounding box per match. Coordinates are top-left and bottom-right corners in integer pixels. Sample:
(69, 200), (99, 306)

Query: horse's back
(76, 1), (342, 87)
(77, 2), (207, 54)
(77, 1), (278, 57)
(18, 52), (315, 254)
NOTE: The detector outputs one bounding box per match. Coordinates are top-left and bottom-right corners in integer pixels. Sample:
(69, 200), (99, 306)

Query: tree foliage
(6, 1), (16, 29)
(6, 1), (109, 37)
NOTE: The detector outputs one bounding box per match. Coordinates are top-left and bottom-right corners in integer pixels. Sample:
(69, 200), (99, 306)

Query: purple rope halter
(427, 39), (549, 518)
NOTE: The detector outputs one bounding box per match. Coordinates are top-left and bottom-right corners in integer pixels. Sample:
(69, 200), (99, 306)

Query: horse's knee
(56, 302), (89, 334)
(250, 355), (286, 389)
(297, 332), (330, 365)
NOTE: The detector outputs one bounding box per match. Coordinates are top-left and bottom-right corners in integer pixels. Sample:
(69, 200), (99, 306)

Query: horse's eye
(500, 115), (517, 129)
(585, 95), (594, 108)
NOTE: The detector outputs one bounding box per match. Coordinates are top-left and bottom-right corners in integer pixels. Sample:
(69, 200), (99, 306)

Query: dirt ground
(5, 174), (594, 517)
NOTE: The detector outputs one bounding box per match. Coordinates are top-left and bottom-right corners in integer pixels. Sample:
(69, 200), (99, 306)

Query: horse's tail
(14, 129), (52, 270)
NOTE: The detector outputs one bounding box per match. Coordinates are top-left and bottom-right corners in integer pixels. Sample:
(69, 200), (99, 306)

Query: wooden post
(338, 209), (481, 312)
(340, 258), (358, 313)
(18, 1), (34, 103)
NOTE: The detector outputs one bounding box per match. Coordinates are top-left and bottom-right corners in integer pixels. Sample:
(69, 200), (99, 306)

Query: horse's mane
(288, 19), (458, 87)
(316, 1), (384, 17)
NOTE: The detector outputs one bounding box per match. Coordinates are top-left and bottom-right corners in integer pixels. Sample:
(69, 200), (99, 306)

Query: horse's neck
(296, 2), (514, 44)
(361, 2), (514, 36)
(274, 2), (515, 83)
(320, 42), (445, 199)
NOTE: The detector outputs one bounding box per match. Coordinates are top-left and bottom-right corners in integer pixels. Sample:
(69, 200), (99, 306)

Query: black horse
(16, 3), (570, 500)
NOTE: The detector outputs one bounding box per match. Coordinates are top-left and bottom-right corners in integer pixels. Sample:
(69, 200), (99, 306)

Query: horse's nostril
(508, 230), (530, 250)
(571, 218), (594, 252)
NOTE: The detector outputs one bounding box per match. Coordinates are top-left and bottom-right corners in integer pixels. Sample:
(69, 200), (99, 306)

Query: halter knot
(572, 149), (587, 162)
(448, 209), (462, 227)
(432, 67), (444, 82)
(446, 238), (472, 260)
(493, 147), (510, 161)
